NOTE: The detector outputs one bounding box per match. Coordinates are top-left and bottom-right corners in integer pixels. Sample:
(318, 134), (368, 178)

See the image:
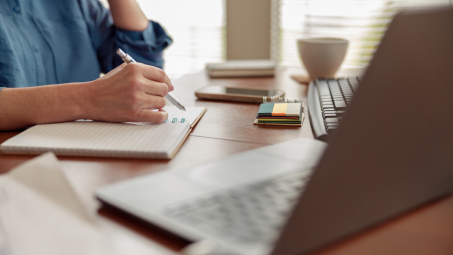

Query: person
(0, 0), (173, 131)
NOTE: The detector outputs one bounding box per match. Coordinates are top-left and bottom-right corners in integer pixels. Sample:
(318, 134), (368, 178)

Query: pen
(116, 48), (186, 111)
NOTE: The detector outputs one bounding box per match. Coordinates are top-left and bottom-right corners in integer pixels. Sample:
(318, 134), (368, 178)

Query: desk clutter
(254, 98), (304, 126)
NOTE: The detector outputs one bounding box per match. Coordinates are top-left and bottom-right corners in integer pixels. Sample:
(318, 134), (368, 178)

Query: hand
(84, 63), (174, 123)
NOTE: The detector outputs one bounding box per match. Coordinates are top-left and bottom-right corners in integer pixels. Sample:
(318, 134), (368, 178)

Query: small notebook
(0, 106), (207, 159)
(253, 101), (304, 127)
(206, 60), (276, 78)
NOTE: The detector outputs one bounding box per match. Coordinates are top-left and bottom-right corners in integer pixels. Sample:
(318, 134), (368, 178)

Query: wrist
(71, 81), (96, 120)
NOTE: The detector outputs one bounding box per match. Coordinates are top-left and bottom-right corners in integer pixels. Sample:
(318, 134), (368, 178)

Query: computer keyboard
(166, 170), (311, 245)
(308, 77), (361, 141)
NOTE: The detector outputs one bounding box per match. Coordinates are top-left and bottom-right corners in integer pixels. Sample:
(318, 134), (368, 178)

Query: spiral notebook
(0, 106), (207, 159)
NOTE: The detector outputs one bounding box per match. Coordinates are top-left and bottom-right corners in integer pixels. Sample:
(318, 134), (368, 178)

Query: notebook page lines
(122, 123), (169, 153)
(3, 122), (189, 157)
(1, 106), (206, 158)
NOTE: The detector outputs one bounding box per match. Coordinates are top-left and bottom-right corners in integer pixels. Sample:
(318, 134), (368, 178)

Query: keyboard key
(333, 100), (347, 109)
(347, 77), (360, 91)
(336, 111), (346, 117)
(322, 106), (335, 112)
(316, 79), (331, 98)
(326, 126), (338, 133)
(323, 113), (337, 118)
(325, 118), (339, 123)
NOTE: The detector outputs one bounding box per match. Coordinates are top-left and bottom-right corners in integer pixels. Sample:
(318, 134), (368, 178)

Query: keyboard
(307, 77), (361, 141)
(166, 170), (311, 245)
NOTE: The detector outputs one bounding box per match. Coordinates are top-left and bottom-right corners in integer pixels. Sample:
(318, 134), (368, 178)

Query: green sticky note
(258, 103), (274, 117)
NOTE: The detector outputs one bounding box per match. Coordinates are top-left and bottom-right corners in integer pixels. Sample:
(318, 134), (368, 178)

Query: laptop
(96, 6), (453, 255)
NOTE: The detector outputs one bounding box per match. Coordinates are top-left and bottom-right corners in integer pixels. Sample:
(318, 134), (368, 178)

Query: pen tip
(116, 48), (126, 58)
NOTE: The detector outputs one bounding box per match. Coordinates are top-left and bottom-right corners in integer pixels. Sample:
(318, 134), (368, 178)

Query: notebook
(206, 60), (276, 78)
(253, 101), (304, 126)
(0, 106), (207, 159)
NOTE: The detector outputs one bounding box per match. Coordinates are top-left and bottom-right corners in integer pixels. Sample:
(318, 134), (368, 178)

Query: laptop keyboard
(166, 170), (311, 244)
(308, 77), (361, 140)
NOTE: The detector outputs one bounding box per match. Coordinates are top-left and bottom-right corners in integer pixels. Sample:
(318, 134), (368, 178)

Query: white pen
(116, 48), (186, 111)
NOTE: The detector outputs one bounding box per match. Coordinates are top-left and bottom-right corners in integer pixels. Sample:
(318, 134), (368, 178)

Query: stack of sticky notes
(253, 102), (304, 126)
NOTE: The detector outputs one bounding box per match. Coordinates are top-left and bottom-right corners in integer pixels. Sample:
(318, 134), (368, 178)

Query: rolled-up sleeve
(78, 0), (172, 73)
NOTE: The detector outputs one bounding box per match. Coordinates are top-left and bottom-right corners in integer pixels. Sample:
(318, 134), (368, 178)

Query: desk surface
(1, 67), (453, 255)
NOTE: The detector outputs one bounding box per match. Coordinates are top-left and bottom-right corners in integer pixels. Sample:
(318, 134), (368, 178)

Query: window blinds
(277, 0), (452, 68)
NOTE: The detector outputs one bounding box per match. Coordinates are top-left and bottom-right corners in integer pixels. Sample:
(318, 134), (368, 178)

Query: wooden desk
(1, 68), (452, 255)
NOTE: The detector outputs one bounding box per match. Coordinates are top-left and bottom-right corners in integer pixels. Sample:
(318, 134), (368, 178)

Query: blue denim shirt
(0, 0), (172, 90)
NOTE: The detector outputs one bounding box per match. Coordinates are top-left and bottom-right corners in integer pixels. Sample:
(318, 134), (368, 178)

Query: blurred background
(100, 0), (452, 78)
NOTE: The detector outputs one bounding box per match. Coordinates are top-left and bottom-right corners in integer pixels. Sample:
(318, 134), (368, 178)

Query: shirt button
(13, 6), (20, 13)
(33, 45), (39, 52)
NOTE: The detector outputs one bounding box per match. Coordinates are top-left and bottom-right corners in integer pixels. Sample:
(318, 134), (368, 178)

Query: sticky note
(272, 103), (288, 116)
(286, 103), (301, 116)
(258, 103), (275, 117)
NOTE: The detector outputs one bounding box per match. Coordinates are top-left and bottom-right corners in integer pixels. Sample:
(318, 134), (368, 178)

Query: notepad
(0, 106), (207, 159)
(254, 102), (304, 126)
(206, 60), (276, 77)
(257, 103), (302, 117)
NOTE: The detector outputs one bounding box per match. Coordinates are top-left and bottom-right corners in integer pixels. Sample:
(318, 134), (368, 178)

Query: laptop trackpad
(177, 152), (305, 189)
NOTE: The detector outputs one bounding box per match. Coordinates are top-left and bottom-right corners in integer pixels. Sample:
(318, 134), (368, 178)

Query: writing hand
(84, 62), (174, 123)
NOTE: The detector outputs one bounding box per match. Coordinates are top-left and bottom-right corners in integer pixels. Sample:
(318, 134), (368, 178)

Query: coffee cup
(297, 37), (349, 78)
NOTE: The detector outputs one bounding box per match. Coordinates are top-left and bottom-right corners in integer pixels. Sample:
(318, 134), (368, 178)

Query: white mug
(297, 37), (349, 78)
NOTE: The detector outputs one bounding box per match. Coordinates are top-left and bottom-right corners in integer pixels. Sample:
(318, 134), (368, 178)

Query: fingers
(127, 63), (174, 91)
(136, 109), (168, 123)
(141, 80), (168, 97)
(136, 93), (167, 110)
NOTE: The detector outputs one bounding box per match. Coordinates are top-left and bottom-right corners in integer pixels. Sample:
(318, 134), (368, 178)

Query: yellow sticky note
(272, 103), (288, 116)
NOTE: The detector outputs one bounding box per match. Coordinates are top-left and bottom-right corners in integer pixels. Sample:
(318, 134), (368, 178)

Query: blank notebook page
(1, 106), (206, 159)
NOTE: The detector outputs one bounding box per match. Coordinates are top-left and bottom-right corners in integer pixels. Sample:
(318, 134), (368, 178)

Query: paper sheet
(0, 153), (117, 255)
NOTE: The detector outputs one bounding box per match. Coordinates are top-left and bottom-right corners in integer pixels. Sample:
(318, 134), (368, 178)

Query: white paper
(0, 153), (117, 255)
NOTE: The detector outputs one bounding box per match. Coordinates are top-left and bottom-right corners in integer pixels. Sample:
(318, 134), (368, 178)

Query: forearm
(0, 83), (90, 131)
(107, 0), (148, 31)
(0, 63), (172, 131)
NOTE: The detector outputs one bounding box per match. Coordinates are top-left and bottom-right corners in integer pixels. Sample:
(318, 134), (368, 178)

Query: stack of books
(253, 101), (304, 126)
(206, 60), (276, 78)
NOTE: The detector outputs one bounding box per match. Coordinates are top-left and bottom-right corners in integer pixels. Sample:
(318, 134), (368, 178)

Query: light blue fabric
(0, 0), (172, 91)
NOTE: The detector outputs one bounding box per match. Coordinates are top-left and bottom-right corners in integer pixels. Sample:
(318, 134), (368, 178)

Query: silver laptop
(96, 7), (453, 255)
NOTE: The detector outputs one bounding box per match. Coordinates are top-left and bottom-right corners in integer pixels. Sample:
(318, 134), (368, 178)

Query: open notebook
(0, 106), (207, 159)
